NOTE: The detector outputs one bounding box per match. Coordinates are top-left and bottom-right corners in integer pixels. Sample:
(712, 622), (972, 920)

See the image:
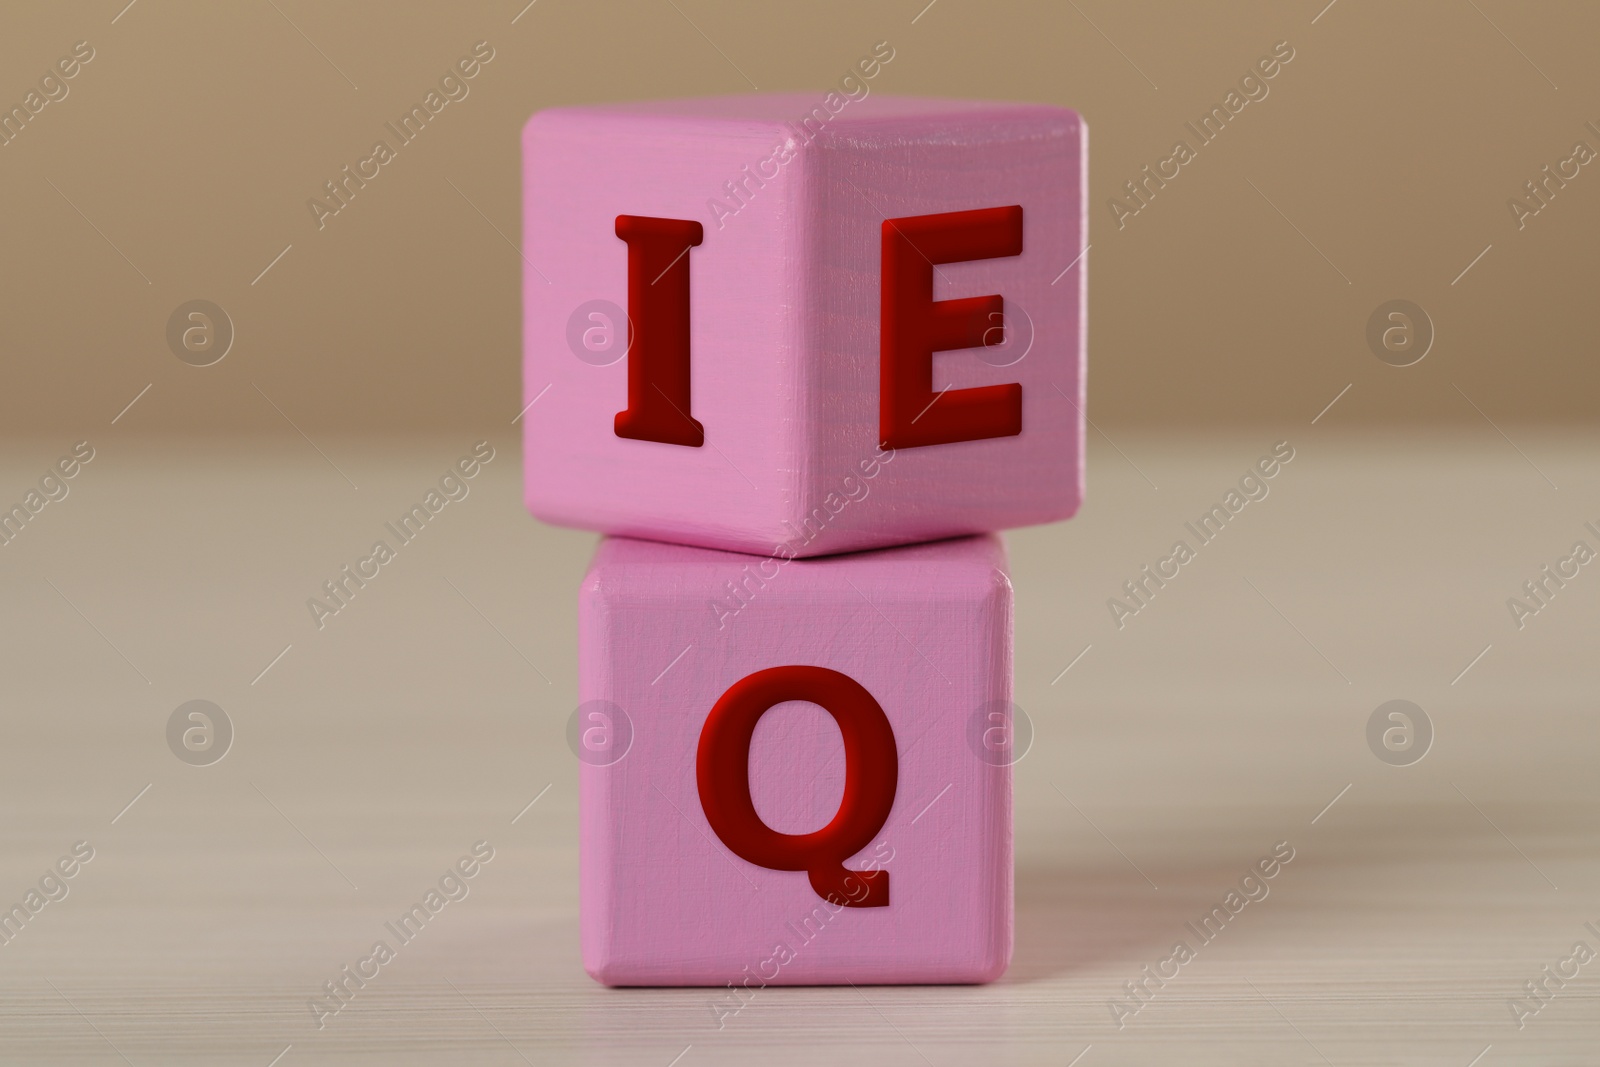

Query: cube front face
(523, 102), (807, 552)
(524, 95), (1085, 557)
(578, 534), (1014, 986)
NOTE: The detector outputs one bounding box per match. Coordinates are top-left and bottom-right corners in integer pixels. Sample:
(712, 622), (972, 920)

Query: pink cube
(523, 94), (1086, 557)
(578, 533), (1014, 987)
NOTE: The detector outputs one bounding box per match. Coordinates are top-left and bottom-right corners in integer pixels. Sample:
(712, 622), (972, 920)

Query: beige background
(2, 0), (1598, 435)
(4, 2), (1600, 1064)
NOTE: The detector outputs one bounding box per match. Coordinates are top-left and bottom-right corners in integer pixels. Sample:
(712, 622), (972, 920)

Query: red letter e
(880, 206), (1024, 449)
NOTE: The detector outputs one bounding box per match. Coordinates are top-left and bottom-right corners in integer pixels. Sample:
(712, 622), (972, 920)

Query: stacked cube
(522, 95), (1085, 986)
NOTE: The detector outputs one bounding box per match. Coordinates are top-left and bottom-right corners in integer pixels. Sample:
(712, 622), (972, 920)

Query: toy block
(578, 533), (1014, 987)
(523, 94), (1086, 557)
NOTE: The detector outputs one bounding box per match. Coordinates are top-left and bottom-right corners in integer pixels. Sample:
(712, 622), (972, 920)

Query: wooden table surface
(2, 428), (1596, 1065)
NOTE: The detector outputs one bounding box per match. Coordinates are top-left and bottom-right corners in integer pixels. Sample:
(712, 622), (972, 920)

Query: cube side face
(522, 109), (806, 552)
(578, 535), (1013, 986)
(790, 106), (1087, 556)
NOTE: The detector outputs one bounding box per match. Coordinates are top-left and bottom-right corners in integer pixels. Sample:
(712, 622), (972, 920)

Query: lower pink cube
(577, 534), (1014, 987)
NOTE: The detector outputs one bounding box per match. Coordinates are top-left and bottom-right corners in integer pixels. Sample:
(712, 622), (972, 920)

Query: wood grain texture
(522, 95), (1085, 556)
(578, 534), (1013, 985)
(3, 431), (1598, 1064)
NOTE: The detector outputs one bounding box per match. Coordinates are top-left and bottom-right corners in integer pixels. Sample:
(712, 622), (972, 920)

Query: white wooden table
(1, 429), (1595, 1064)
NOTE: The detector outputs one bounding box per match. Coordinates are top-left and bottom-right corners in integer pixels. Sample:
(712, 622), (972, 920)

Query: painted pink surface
(524, 94), (1086, 557)
(579, 533), (1014, 986)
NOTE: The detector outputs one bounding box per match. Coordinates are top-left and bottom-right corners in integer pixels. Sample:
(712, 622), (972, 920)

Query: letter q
(697, 666), (898, 907)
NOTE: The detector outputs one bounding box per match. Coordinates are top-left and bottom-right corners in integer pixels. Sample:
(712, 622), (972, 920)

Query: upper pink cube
(522, 93), (1086, 557)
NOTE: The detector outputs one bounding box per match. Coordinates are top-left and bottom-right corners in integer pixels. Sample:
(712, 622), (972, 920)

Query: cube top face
(524, 94), (1086, 557)
(578, 534), (1013, 986)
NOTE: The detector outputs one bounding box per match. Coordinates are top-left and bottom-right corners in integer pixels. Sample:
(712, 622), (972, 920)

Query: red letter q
(696, 666), (898, 907)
